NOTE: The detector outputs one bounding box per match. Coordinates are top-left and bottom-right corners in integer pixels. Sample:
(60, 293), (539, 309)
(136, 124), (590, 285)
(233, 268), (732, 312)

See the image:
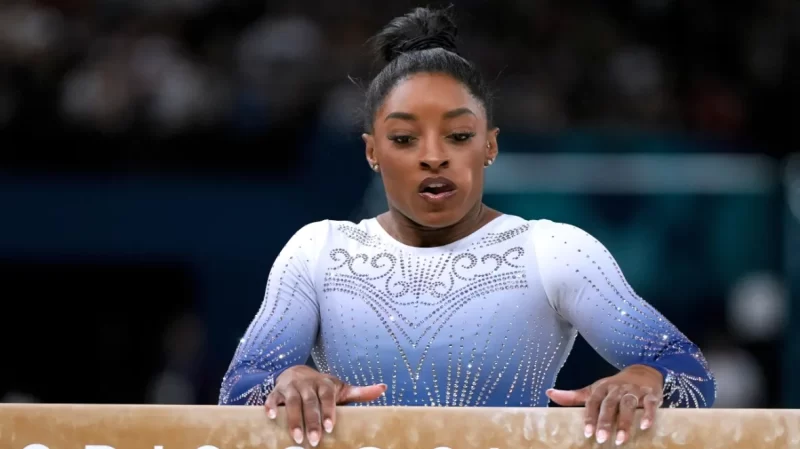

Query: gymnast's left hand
(546, 364), (664, 446)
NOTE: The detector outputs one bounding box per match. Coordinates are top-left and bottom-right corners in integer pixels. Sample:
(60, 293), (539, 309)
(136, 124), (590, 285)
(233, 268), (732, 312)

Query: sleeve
(532, 220), (716, 408)
(218, 221), (326, 405)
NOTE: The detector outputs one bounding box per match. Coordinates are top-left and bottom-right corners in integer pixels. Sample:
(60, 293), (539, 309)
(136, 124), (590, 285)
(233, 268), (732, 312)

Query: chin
(411, 209), (464, 229)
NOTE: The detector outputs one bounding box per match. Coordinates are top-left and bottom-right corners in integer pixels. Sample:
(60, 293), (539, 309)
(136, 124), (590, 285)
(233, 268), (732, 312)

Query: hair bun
(372, 7), (459, 63)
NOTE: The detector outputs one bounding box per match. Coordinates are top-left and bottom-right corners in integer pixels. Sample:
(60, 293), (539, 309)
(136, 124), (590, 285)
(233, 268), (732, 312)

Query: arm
(533, 220), (716, 408)
(218, 222), (325, 405)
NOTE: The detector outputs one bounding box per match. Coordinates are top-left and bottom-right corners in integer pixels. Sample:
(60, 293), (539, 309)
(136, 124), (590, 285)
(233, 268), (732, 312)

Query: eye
(388, 135), (415, 145)
(449, 132), (476, 143)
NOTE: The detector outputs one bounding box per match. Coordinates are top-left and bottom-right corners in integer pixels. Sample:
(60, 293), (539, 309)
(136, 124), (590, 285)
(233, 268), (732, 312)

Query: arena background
(0, 0), (796, 408)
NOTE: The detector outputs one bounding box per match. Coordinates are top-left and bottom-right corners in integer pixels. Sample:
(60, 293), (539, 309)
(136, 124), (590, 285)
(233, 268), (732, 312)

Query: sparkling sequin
(218, 217), (716, 408)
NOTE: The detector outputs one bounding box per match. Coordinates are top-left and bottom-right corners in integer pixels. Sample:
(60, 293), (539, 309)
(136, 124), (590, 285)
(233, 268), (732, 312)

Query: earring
(372, 164), (380, 172)
(484, 159), (494, 168)
(487, 143), (491, 148)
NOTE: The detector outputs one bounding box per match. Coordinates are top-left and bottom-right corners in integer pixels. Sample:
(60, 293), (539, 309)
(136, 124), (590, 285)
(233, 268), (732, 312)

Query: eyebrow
(384, 107), (477, 122)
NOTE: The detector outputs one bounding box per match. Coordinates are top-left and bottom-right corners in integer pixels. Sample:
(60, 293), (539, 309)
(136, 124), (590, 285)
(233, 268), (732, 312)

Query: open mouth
(418, 176), (457, 201)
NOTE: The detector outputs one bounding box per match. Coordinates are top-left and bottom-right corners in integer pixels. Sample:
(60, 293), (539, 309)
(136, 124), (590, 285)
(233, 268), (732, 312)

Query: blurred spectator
(727, 272), (787, 342)
(1, 391), (39, 403)
(704, 337), (767, 408)
(0, 0), (793, 408)
(146, 313), (206, 404)
(0, 0), (791, 166)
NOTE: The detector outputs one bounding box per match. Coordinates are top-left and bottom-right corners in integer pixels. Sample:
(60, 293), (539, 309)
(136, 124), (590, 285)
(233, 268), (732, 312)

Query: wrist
(276, 365), (303, 381)
(622, 364), (664, 389)
(278, 364), (319, 380)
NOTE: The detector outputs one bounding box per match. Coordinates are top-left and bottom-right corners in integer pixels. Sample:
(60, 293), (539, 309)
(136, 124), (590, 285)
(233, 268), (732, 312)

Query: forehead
(378, 72), (486, 120)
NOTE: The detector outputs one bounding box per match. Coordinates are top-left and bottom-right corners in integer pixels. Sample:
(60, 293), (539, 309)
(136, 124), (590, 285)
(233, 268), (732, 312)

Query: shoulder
(285, 218), (380, 250)
(277, 220), (336, 263)
(465, 215), (596, 252)
(526, 218), (622, 285)
(525, 218), (614, 279)
(527, 218), (604, 252)
(286, 219), (333, 247)
(523, 219), (613, 309)
(276, 220), (348, 273)
(494, 215), (591, 236)
(529, 218), (593, 239)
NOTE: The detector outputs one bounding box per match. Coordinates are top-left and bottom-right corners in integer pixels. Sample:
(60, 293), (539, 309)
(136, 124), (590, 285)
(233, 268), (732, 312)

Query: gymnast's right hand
(265, 365), (387, 447)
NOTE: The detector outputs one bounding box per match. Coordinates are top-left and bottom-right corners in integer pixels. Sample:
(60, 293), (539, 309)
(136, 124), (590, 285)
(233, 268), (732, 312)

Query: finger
(339, 383), (387, 404)
(546, 386), (591, 407)
(640, 392), (662, 430)
(265, 391), (284, 420)
(301, 386), (322, 447)
(582, 384), (606, 439)
(596, 385), (623, 444)
(615, 391), (640, 445)
(282, 388), (305, 445)
(317, 379), (337, 434)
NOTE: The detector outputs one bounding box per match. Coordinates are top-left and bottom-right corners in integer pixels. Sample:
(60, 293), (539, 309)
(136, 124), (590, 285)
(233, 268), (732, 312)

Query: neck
(379, 202), (501, 248)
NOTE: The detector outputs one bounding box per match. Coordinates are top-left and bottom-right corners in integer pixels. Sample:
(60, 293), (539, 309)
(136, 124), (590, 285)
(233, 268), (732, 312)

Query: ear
(486, 127), (499, 161)
(363, 133), (377, 170)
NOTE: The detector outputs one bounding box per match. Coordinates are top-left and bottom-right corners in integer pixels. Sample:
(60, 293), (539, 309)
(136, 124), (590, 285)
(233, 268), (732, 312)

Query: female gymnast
(219, 6), (715, 447)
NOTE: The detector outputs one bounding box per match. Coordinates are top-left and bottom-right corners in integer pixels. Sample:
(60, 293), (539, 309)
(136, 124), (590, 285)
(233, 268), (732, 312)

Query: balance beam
(0, 404), (797, 449)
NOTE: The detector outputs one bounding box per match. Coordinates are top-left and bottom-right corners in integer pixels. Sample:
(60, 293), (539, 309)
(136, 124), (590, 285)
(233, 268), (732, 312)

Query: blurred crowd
(0, 0), (796, 168)
(0, 0), (795, 408)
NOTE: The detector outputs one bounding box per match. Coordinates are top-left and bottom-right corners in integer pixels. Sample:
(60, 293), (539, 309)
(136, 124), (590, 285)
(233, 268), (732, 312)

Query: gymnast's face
(364, 73), (498, 229)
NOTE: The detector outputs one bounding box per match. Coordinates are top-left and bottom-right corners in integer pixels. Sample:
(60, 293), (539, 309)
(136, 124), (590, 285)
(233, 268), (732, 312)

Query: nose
(419, 140), (449, 171)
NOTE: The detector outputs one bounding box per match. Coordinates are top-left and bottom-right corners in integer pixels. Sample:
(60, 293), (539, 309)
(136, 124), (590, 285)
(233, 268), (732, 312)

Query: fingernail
(616, 430), (626, 445)
(267, 408), (277, 419)
(584, 424), (594, 438)
(308, 431), (320, 447)
(292, 428), (303, 444)
(324, 419), (333, 433)
(640, 419), (651, 430)
(597, 429), (608, 444)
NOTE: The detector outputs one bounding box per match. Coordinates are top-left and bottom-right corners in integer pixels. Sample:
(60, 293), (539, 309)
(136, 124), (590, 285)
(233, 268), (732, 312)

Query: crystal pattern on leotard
(318, 222), (532, 406)
(219, 217), (716, 408)
(533, 222), (716, 408)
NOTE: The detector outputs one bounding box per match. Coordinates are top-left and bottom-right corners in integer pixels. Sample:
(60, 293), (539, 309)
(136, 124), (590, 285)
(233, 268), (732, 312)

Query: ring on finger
(622, 393), (639, 407)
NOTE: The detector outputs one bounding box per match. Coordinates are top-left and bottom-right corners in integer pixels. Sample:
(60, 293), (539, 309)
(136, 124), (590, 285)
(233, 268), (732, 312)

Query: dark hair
(363, 6), (493, 132)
